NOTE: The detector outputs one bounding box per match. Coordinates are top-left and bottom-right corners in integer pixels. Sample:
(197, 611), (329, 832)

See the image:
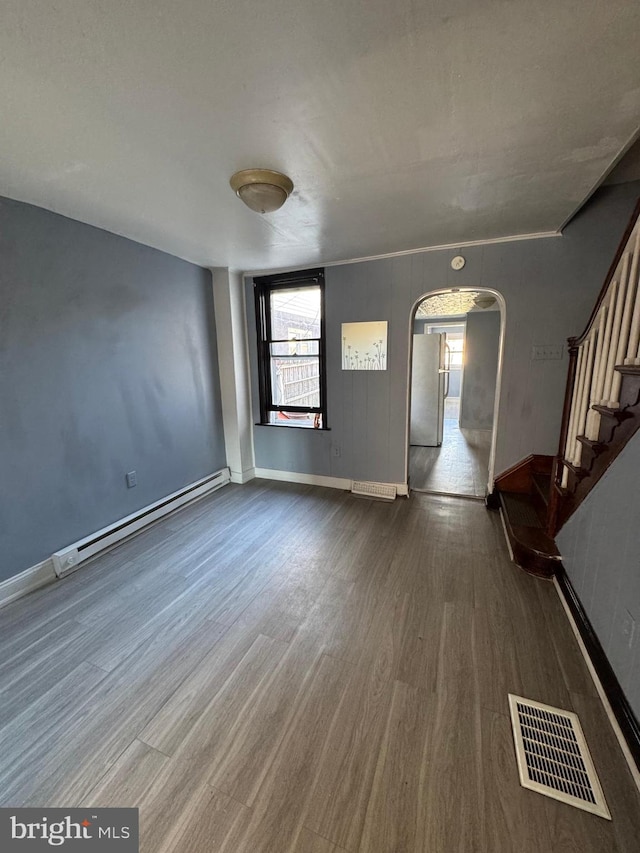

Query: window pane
(270, 340), (319, 357)
(270, 355), (320, 408)
(448, 336), (464, 367)
(270, 287), (321, 340)
(267, 411), (322, 428)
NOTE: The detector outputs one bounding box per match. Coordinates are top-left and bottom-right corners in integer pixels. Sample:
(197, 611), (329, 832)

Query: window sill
(255, 423), (331, 431)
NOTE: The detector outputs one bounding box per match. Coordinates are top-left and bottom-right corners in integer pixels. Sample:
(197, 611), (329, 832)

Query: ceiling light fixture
(473, 294), (497, 309)
(229, 169), (294, 214)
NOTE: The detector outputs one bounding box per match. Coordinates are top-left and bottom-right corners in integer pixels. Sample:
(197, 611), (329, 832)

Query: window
(254, 268), (327, 429)
(448, 336), (464, 368)
(425, 322), (465, 367)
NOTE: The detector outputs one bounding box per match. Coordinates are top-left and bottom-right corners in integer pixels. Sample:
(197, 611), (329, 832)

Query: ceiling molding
(242, 229), (561, 278)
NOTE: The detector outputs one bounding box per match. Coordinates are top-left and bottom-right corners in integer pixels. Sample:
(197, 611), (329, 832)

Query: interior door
(410, 333), (446, 446)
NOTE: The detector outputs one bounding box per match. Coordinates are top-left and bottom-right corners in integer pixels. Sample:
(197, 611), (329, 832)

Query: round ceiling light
(229, 169), (294, 214)
(473, 294), (497, 309)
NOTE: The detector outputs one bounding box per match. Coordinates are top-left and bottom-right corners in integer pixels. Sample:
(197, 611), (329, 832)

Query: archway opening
(406, 287), (505, 498)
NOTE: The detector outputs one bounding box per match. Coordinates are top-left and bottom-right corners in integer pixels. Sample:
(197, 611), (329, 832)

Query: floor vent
(508, 694), (611, 820)
(351, 481), (397, 501)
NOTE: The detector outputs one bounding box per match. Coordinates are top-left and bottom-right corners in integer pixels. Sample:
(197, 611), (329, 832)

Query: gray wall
(246, 181), (640, 484)
(556, 430), (640, 719)
(0, 196), (226, 582)
(460, 311), (500, 430)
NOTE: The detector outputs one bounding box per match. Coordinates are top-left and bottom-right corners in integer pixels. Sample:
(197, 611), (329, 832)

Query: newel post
(547, 338), (579, 536)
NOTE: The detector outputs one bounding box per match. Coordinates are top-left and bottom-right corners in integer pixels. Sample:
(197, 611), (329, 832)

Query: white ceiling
(1, 1), (639, 272)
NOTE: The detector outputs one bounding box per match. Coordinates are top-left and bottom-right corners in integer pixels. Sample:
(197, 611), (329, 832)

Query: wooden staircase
(549, 364), (640, 534)
(493, 455), (561, 577)
(495, 198), (640, 577)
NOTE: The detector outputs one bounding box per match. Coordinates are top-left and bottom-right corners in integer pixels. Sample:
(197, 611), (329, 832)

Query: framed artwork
(342, 321), (388, 370)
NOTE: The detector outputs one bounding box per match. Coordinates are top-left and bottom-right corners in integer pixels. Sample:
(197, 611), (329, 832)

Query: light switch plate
(532, 344), (564, 361)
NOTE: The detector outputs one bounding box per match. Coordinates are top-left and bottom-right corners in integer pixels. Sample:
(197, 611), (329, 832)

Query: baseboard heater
(351, 480), (397, 501)
(52, 467), (230, 578)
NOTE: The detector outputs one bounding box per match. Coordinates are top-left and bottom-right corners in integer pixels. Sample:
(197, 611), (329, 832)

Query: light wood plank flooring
(1, 481), (639, 852)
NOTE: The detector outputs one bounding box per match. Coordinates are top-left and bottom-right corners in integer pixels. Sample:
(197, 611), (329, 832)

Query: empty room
(1, 2), (640, 851)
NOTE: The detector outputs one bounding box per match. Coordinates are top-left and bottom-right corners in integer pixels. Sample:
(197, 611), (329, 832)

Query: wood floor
(2, 481), (639, 852)
(409, 418), (491, 498)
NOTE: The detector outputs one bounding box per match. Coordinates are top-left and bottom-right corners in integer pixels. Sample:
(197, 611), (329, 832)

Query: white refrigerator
(410, 333), (448, 446)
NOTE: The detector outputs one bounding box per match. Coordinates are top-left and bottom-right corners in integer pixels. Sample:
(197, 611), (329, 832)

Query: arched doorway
(406, 287), (505, 498)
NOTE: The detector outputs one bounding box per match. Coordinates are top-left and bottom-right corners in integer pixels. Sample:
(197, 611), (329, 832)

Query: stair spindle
(569, 341), (589, 463)
(625, 227), (640, 363)
(586, 305), (609, 440)
(573, 335), (596, 466)
(609, 227), (640, 406)
(567, 339), (590, 468)
(562, 343), (585, 488)
(601, 264), (628, 404)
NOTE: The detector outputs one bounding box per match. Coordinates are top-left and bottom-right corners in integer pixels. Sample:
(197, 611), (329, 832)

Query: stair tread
(591, 404), (632, 420)
(500, 492), (559, 555)
(614, 363), (640, 375)
(510, 523), (561, 559)
(499, 490), (561, 564)
(576, 435), (605, 450)
(532, 472), (551, 505)
(501, 491), (543, 528)
(562, 459), (589, 478)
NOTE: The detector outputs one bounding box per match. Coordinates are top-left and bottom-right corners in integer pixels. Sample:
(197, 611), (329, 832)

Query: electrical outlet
(126, 470), (137, 488)
(333, 444), (341, 457)
(622, 611), (636, 650)
(532, 344), (564, 361)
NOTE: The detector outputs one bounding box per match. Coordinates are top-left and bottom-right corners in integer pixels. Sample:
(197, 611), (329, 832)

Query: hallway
(1, 482), (639, 852)
(409, 399), (492, 497)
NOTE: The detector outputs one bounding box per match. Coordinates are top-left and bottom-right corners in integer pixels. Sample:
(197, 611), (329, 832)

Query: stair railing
(549, 200), (640, 532)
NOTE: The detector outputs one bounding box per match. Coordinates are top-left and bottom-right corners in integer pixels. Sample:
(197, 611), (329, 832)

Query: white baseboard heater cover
(351, 480), (397, 501)
(52, 468), (230, 578)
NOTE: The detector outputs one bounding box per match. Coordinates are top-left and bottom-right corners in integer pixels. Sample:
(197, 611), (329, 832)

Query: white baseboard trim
(230, 467), (256, 484)
(53, 468), (231, 578)
(553, 576), (640, 796)
(0, 558), (57, 610)
(255, 468), (352, 490)
(3, 470), (232, 607)
(499, 507), (516, 563)
(255, 468), (409, 496)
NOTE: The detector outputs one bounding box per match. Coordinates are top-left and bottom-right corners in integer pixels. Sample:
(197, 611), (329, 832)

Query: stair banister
(552, 197), (640, 534)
